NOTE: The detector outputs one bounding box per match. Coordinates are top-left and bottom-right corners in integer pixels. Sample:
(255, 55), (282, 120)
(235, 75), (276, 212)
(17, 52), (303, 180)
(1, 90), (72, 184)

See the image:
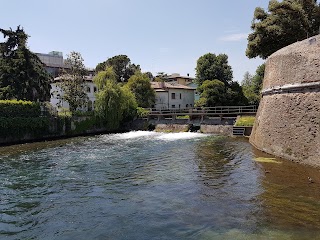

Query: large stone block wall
(250, 92), (320, 167)
(250, 35), (320, 167)
(263, 36), (320, 88)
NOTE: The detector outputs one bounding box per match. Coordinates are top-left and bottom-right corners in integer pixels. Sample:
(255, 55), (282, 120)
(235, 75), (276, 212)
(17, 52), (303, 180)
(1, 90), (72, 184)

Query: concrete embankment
(250, 35), (320, 167)
(152, 123), (233, 135)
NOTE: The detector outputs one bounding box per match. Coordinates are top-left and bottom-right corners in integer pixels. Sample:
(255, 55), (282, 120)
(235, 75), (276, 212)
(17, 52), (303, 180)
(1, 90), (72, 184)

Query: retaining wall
(250, 35), (320, 167)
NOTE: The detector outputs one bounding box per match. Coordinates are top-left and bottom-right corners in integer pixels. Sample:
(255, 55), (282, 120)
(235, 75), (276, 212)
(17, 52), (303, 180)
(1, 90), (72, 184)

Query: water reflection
(0, 132), (319, 239)
(252, 149), (320, 231)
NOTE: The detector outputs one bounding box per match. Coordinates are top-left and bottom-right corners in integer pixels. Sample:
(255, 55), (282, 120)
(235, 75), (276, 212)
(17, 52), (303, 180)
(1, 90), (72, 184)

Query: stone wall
(250, 35), (320, 167)
(200, 125), (233, 135)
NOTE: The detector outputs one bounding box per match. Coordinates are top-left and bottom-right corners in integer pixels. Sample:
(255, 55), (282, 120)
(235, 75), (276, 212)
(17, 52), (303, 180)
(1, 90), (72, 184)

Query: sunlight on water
(0, 131), (319, 239)
(156, 132), (209, 141)
(106, 131), (209, 142)
(113, 130), (158, 139)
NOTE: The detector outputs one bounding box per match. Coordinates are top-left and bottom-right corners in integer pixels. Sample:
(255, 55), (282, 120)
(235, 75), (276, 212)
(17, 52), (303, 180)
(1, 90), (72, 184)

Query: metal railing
(146, 105), (258, 117)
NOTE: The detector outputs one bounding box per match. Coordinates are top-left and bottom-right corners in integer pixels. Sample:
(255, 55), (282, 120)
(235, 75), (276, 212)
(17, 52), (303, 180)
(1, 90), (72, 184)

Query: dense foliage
(241, 64), (265, 105)
(0, 117), (50, 137)
(196, 80), (247, 107)
(54, 52), (88, 112)
(95, 55), (140, 82)
(127, 72), (155, 108)
(0, 100), (41, 117)
(0, 26), (52, 101)
(94, 67), (137, 130)
(196, 80), (227, 107)
(195, 53), (247, 107)
(0, 99), (49, 137)
(246, 0), (320, 59)
(195, 53), (233, 86)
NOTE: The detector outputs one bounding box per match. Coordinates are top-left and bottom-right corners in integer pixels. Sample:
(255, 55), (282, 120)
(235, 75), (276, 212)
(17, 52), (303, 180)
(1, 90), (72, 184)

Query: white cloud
(219, 33), (248, 42)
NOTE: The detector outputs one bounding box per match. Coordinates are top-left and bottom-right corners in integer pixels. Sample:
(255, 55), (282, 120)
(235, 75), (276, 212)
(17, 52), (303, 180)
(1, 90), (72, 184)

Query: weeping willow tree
(94, 66), (137, 130)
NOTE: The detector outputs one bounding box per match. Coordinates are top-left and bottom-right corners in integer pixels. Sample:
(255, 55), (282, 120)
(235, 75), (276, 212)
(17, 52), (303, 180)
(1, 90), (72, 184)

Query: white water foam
(113, 131), (158, 139)
(156, 132), (208, 141)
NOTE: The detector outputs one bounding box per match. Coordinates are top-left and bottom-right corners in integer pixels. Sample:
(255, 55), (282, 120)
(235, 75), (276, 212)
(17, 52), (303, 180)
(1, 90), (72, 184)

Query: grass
(176, 115), (189, 119)
(234, 116), (256, 127)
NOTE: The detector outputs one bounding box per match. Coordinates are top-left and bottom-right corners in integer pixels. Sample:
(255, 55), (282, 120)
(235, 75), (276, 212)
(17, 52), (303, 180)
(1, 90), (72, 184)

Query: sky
(1, 0), (270, 82)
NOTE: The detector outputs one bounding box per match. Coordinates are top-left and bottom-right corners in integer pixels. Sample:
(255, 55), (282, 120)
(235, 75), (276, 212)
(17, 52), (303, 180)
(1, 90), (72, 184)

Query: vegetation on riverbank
(234, 116), (256, 127)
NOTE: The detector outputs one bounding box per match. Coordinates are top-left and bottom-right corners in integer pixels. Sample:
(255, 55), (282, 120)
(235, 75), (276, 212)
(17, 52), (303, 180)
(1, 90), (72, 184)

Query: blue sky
(1, 0), (270, 82)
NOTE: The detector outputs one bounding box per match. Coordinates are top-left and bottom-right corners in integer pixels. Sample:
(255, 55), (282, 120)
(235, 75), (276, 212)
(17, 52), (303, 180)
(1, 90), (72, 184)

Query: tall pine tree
(0, 26), (52, 101)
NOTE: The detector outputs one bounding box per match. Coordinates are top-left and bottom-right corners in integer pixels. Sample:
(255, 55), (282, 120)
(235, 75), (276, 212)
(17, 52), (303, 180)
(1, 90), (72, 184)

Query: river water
(0, 131), (319, 240)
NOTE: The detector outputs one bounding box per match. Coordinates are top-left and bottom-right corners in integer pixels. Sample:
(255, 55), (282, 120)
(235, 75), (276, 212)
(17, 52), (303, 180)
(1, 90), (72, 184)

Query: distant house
(36, 51), (65, 78)
(151, 81), (195, 110)
(186, 82), (200, 101)
(166, 73), (200, 102)
(50, 74), (97, 111)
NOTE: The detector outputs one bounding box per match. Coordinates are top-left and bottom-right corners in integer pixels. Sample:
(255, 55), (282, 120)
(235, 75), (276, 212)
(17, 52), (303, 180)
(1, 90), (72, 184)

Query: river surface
(0, 131), (320, 240)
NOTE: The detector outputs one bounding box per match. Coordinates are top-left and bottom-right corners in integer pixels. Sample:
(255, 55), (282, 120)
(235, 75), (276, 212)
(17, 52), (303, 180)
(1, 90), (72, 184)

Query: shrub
(0, 100), (41, 117)
(137, 107), (149, 118)
(0, 117), (50, 137)
(234, 116), (255, 126)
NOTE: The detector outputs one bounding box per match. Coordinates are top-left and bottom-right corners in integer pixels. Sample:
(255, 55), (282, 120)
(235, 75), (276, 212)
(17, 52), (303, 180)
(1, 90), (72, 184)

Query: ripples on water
(0, 131), (319, 239)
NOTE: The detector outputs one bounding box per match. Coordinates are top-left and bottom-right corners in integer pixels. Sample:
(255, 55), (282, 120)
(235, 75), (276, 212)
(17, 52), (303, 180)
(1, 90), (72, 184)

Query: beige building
(151, 81), (195, 110)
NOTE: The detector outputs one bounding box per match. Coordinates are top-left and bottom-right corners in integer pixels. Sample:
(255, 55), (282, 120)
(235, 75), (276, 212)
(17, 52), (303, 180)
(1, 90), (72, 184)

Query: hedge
(0, 100), (41, 118)
(0, 117), (50, 137)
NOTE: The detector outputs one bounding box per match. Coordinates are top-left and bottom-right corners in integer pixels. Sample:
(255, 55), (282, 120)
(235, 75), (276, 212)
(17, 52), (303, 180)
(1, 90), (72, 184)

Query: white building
(151, 81), (195, 110)
(36, 51), (65, 77)
(50, 75), (97, 111)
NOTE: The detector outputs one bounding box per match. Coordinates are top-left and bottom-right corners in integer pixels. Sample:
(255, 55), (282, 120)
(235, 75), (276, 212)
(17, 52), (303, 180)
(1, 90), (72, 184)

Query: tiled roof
(167, 74), (194, 80)
(151, 82), (196, 90)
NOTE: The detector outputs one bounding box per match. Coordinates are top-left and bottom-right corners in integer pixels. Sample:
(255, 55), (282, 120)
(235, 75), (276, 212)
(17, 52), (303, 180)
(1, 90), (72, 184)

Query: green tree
(127, 72), (155, 108)
(94, 66), (137, 130)
(196, 80), (227, 107)
(195, 53), (233, 86)
(95, 55), (140, 82)
(226, 82), (248, 106)
(246, 0), (320, 59)
(144, 72), (154, 81)
(121, 85), (138, 122)
(155, 72), (169, 82)
(55, 52), (88, 112)
(0, 26), (51, 101)
(241, 64), (265, 105)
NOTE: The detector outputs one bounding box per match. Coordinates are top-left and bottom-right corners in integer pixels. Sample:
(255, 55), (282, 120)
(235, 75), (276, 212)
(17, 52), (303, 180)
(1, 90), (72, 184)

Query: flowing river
(0, 131), (320, 239)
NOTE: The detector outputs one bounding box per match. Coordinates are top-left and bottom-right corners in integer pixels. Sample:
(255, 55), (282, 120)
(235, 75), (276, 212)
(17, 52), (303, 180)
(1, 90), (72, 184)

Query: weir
(137, 106), (257, 135)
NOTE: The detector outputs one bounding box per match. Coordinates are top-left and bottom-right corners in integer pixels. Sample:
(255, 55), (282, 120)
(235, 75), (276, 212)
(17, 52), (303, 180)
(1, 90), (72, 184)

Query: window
(186, 104), (189, 108)
(180, 93), (182, 99)
(94, 87), (97, 92)
(190, 104), (192, 107)
(172, 105), (175, 108)
(87, 86), (91, 93)
(179, 104), (181, 109)
(171, 93), (176, 99)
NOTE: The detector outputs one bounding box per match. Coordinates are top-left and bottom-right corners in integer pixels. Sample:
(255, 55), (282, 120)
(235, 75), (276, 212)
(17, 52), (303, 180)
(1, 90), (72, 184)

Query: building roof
(167, 73), (195, 80)
(54, 75), (94, 82)
(151, 81), (196, 90)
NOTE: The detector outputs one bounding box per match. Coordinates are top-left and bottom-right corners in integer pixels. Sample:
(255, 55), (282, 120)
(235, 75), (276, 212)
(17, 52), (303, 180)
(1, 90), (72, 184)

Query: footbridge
(145, 105), (257, 122)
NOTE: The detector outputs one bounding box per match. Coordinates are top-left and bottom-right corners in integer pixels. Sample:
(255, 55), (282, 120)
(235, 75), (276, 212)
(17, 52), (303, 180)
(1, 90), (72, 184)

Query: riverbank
(0, 117), (238, 146)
